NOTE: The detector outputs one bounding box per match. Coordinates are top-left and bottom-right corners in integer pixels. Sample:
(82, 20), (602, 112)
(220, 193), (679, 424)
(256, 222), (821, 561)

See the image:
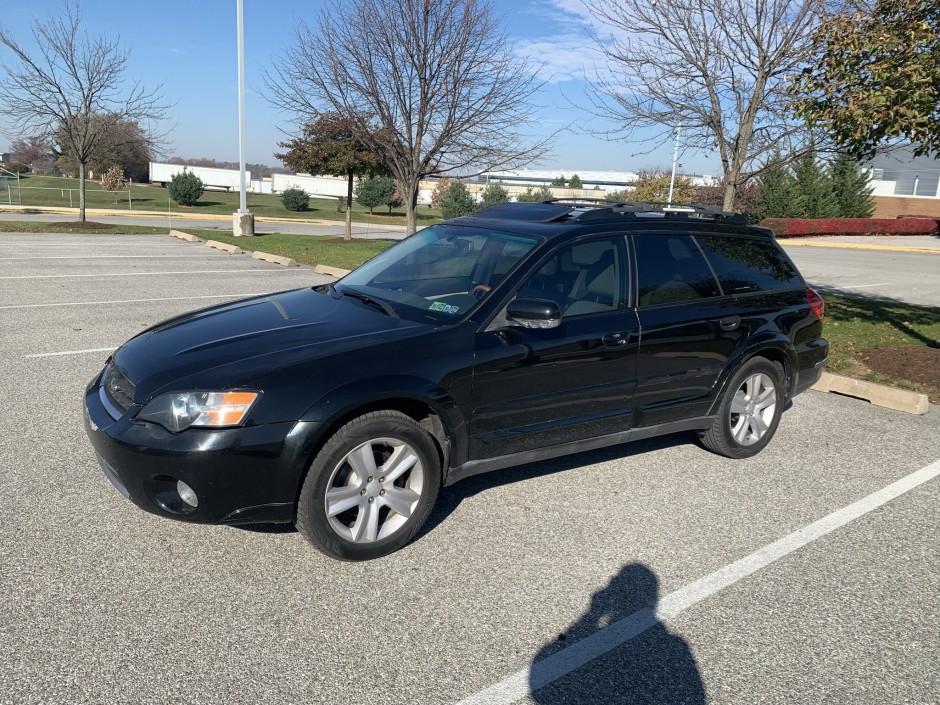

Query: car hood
(113, 287), (430, 401)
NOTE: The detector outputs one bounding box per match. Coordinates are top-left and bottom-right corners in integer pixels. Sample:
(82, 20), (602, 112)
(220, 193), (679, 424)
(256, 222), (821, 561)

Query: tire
(700, 357), (783, 459)
(296, 410), (441, 560)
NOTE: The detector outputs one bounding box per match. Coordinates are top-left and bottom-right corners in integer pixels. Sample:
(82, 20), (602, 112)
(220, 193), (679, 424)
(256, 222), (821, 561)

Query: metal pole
(236, 0), (248, 213)
(668, 120), (681, 204)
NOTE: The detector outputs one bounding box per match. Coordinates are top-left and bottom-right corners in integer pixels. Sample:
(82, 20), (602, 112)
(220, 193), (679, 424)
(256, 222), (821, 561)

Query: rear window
(695, 236), (802, 294)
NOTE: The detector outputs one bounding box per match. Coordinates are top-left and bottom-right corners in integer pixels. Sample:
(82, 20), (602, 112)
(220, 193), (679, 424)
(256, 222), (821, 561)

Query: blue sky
(0, 0), (718, 175)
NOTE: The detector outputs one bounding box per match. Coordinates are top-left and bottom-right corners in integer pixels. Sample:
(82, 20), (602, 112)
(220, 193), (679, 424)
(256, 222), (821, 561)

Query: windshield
(336, 224), (540, 323)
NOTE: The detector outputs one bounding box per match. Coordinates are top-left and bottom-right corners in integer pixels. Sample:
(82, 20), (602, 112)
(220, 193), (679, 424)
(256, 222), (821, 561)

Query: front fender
(298, 374), (468, 467)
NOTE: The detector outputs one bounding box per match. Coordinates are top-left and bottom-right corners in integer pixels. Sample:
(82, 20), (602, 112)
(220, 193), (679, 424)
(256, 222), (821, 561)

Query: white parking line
(0, 269), (311, 280)
(818, 283), (890, 289)
(24, 347), (115, 358)
(0, 293), (266, 310)
(456, 458), (940, 705)
(0, 254), (214, 260)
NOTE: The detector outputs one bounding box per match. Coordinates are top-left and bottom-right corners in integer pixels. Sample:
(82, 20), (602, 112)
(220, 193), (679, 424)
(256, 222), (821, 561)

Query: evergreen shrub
(281, 187), (310, 211)
(168, 169), (204, 206)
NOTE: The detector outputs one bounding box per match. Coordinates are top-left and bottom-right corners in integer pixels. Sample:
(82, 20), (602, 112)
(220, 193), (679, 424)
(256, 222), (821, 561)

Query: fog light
(177, 480), (198, 508)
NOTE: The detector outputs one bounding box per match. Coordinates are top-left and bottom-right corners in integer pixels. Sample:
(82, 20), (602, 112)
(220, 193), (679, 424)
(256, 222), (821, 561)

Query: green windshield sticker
(429, 302), (460, 315)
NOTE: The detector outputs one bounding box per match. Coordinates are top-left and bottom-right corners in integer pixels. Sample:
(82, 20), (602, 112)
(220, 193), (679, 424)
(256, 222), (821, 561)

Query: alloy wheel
(728, 373), (777, 446)
(324, 437), (425, 543)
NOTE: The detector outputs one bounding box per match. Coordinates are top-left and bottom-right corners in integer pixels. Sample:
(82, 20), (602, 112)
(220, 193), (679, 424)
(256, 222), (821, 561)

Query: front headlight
(137, 391), (260, 432)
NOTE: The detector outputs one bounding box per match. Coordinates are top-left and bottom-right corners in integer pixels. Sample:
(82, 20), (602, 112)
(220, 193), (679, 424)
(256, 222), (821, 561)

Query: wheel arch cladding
(297, 376), (457, 481)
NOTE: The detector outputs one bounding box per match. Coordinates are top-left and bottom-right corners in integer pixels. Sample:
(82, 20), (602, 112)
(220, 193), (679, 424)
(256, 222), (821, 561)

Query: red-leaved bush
(760, 218), (939, 238)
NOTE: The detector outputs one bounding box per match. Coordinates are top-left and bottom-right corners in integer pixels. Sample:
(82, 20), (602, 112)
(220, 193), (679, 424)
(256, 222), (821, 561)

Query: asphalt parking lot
(1, 232), (939, 705)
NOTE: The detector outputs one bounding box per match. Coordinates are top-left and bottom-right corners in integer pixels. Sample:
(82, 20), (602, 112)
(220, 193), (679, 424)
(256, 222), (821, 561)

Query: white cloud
(514, 36), (603, 83)
(511, 0), (625, 83)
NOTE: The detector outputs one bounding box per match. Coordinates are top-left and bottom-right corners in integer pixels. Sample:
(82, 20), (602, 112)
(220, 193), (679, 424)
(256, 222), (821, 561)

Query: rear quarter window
(695, 235), (802, 294)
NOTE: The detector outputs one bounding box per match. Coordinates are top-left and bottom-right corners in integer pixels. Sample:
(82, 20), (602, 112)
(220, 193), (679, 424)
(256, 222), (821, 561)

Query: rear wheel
(701, 358), (783, 459)
(296, 411), (441, 560)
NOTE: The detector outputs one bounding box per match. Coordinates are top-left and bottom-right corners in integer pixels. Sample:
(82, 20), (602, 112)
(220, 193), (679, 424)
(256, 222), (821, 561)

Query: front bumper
(84, 375), (325, 525)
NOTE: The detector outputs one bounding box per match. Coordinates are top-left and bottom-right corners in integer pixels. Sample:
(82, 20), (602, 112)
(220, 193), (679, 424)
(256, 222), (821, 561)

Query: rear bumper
(84, 376), (325, 525)
(793, 337), (829, 396)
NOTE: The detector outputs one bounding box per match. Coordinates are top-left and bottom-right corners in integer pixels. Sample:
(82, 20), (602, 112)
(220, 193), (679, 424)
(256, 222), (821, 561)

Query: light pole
(667, 120), (681, 204)
(233, 0), (254, 236)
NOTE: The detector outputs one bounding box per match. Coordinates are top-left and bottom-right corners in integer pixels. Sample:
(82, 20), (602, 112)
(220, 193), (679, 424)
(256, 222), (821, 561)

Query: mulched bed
(48, 221), (116, 230)
(857, 346), (940, 398)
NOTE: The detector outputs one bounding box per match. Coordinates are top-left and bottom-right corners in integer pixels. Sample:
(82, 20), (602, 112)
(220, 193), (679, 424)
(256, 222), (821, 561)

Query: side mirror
(506, 298), (561, 329)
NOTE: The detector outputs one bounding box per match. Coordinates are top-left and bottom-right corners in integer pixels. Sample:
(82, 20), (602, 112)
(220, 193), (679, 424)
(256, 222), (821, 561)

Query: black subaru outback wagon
(84, 201), (828, 560)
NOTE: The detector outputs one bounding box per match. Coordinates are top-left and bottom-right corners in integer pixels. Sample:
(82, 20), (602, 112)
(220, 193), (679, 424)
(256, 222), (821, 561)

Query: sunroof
(473, 202), (572, 223)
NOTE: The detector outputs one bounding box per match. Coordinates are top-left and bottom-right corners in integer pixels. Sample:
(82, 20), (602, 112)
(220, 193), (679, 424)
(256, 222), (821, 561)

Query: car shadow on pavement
(418, 431), (702, 541)
(528, 562), (706, 704)
(235, 433), (698, 537)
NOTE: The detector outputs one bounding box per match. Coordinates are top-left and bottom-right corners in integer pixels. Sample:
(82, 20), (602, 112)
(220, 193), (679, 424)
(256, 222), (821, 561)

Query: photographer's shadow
(530, 563), (705, 704)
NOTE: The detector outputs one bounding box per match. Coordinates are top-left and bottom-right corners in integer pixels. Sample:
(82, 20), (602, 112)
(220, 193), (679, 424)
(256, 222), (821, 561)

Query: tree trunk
(79, 160), (87, 222)
(722, 181), (736, 212)
(722, 163), (743, 212)
(405, 180), (418, 235)
(345, 171), (353, 241)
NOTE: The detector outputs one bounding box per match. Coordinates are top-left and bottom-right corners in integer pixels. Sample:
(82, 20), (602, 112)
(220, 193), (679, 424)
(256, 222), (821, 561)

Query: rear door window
(633, 234), (721, 306)
(695, 236), (802, 294)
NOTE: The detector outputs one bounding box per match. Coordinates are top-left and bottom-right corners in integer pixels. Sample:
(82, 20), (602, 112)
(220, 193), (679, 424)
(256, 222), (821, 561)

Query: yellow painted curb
(251, 251), (298, 267)
(256, 216), (336, 226)
(0, 203), (410, 229)
(205, 240), (243, 254)
(812, 372), (929, 415)
(314, 264), (351, 278)
(778, 240), (940, 254)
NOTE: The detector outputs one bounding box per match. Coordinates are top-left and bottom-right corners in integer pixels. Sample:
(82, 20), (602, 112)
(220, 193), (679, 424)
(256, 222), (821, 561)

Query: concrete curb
(205, 240), (243, 254)
(812, 372), (929, 415)
(314, 264), (351, 278)
(169, 230), (202, 242)
(251, 250), (298, 267)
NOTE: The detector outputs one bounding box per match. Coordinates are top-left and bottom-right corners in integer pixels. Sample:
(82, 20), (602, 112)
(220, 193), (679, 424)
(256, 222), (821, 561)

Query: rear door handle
(719, 316), (741, 331)
(602, 332), (631, 347)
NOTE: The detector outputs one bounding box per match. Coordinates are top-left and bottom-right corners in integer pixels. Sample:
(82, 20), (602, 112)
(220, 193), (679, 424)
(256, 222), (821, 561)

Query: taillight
(806, 287), (825, 321)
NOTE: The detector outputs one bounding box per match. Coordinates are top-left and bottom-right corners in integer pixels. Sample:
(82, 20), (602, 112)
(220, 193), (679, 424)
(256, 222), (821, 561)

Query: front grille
(102, 363), (135, 417)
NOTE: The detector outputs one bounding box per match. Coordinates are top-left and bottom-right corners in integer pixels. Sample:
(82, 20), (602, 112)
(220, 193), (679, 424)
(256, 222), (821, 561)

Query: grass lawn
(825, 294), (940, 401)
(0, 220), (170, 235)
(2, 173), (444, 227)
(179, 229), (396, 271)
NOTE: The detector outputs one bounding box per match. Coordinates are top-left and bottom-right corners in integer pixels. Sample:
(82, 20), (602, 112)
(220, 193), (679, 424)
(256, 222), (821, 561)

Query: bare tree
(266, 0), (552, 234)
(0, 1), (168, 220)
(56, 118), (154, 182)
(9, 134), (55, 171)
(584, 0), (827, 211)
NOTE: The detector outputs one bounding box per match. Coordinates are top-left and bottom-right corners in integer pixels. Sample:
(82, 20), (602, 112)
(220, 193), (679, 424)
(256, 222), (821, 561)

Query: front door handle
(602, 332), (630, 347)
(719, 316), (741, 331)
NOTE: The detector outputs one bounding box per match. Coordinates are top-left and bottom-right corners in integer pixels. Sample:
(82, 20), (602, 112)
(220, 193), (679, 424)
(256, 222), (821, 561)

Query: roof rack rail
(539, 199), (750, 225)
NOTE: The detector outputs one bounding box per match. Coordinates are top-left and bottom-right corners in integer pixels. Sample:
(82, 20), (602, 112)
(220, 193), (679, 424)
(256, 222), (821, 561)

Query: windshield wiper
(339, 289), (399, 318)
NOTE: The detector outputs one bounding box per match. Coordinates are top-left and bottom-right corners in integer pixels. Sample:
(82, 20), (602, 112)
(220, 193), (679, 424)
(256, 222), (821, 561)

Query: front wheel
(296, 411), (441, 560)
(700, 358), (783, 459)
